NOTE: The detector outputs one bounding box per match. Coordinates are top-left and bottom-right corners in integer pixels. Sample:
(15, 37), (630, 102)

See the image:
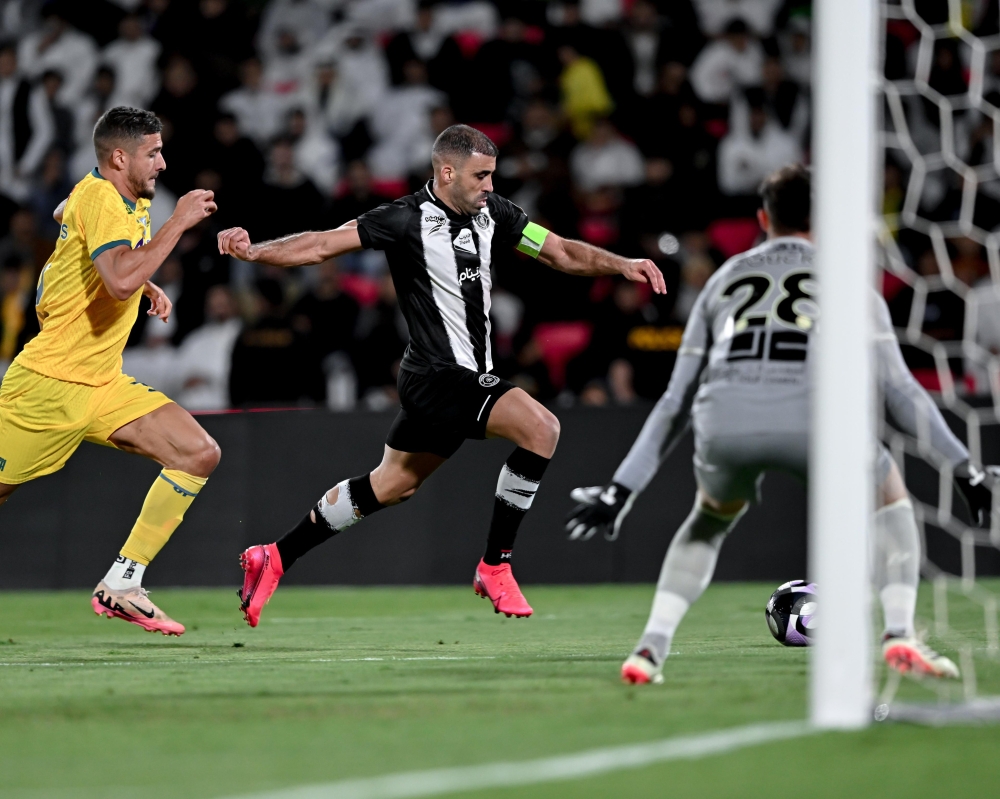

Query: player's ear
(756, 208), (769, 233)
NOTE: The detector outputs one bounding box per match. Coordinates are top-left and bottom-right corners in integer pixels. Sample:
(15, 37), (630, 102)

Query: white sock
(637, 591), (691, 662)
(103, 556), (145, 590)
(880, 584), (917, 638)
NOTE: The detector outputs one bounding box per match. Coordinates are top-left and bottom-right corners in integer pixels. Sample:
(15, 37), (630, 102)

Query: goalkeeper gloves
(565, 482), (637, 541)
(954, 462), (999, 528)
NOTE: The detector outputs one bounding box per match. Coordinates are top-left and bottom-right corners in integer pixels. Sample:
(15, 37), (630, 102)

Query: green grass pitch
(1, 582), (998, 798)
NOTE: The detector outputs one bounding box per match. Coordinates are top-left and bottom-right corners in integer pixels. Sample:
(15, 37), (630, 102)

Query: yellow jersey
(16, 168), (152, 386)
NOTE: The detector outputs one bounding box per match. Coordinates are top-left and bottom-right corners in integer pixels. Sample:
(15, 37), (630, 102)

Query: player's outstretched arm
(216, 220), (363, 266)
(537, 231), (666, 294)
(93, 189), (217, 300)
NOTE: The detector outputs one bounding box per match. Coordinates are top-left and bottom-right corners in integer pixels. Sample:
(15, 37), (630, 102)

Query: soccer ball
(765, 580), (817, 647)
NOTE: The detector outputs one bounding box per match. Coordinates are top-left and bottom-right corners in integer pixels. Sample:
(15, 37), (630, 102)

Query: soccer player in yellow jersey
(0, 107), (220, 635)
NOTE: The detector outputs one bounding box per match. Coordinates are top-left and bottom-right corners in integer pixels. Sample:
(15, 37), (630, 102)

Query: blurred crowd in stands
(0, 0), (996, 411)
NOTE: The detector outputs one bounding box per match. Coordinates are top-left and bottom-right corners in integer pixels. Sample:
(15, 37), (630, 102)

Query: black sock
(483, 448), (550, 566)
(275, 474), (386, 570)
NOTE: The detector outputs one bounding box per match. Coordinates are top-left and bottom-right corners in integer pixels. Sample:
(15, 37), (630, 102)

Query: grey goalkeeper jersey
(613, 236), (969, 493)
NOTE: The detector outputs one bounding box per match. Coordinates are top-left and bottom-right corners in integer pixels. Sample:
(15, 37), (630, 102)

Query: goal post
(809, 0), (880, 729)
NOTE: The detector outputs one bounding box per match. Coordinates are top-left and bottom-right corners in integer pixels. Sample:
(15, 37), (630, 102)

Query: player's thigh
(0, 363), (92, 484)
(104, 402), (221, 477)
(370, 445), (447, 502)
(485, 388), (560, 457)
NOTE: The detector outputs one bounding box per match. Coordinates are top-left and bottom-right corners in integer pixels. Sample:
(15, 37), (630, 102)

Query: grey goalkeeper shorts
(693, 432), (895, 503)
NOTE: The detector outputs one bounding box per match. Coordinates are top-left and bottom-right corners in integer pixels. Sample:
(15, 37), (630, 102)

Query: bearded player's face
(125, 133), (166, 200)
(453, 153), (495, 215)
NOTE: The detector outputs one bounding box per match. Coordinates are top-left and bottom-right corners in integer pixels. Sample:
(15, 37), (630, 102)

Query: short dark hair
(758, 163), (811, 234)
(431, 124), (498, 168)
(93, 106), (162, 162)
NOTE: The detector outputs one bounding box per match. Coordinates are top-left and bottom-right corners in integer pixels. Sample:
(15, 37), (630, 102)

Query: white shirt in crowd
(717, 118), (802, 195)
(102, 32), (161, 108)
(693, 0), (783, 37)
(367, 84), (445, 179)
(257, 0), (330, 62)
(219, 83), (294, 148)
(570, 132), (645, 192)
(174, 318), (244, 411)
(690, 35), (764, 104)
(18, 23), (97, 105)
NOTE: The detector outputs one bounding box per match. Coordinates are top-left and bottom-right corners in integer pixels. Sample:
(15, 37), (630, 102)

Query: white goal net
(877, 0), (1000, 720)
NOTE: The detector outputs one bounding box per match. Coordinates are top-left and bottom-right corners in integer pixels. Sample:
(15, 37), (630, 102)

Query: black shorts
(386, 366), (516, 459)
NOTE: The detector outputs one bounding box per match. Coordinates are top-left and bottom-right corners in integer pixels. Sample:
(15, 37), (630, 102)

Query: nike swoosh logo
(128, 601), (155, 619)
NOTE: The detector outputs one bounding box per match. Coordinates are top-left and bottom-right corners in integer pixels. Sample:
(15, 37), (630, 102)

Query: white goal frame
(810, 0), (879, 729)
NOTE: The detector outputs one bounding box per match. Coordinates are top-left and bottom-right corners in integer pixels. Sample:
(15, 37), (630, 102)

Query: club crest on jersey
(453, 229), (477, 254)
(479, 374), (500, 387)
(475, 212), (490, 229)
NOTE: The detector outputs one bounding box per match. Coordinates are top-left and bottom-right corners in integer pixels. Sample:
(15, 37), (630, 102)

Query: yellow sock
(120, 470), (208, 565)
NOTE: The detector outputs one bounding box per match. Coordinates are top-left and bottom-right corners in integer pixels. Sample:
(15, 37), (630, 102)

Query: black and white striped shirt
(357, 182), (529, 375)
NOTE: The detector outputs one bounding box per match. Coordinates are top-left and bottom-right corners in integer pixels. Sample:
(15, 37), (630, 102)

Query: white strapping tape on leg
(317, 480), (360, 531)
(496, 464), (539, 511)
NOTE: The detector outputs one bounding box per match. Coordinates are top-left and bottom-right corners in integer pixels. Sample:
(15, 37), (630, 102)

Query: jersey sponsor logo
(0, 456), (6, 472)
(479, 374), (500, 387)
(453, 228), (477, 254)
(424, 214), (447, 233)
(458, 267), (481, 283)
(59, 223), (68, 240)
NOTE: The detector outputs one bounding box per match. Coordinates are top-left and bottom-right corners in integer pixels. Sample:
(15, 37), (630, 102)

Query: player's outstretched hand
(143, 280), (172, 322)
(565, 483), (637, 541)
(955, 463), (999, 528)
(174, 189), (217, 229)
(217, 227), (253, 261)
(621, 258), (666, 294)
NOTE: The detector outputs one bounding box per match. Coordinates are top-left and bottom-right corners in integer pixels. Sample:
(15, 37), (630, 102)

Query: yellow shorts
(0, 362), (173, 484)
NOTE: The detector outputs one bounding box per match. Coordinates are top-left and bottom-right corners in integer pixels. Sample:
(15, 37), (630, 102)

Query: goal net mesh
(878, 0), (1000, 715)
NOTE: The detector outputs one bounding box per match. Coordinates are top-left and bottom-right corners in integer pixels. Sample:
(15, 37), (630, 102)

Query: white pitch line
(0, 656), (497, 668)
(221, 720), (813, 799)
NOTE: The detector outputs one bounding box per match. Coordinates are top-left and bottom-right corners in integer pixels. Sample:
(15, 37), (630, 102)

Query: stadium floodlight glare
(810, 0), (878, 729)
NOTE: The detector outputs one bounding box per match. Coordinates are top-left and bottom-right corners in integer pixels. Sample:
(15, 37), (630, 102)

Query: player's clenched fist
(174, 190), (217, 228)
(216, 227), (253, 261)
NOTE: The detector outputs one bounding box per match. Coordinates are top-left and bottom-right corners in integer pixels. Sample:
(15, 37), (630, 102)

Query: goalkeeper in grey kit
(566, 165), (997, 685)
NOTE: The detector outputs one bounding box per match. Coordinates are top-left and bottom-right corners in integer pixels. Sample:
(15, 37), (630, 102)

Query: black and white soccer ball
(764, 580), (817, 647)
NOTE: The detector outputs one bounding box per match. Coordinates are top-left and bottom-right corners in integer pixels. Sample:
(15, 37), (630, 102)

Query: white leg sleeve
(874, 497), (920, 636)
(636, 502), (744, 662)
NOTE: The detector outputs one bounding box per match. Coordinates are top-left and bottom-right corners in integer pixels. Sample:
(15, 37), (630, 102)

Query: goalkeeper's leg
(622, 490), (746, 684)
(875, 457), (959, 678)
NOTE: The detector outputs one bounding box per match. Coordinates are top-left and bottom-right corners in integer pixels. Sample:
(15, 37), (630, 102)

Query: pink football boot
(473, 559), (533, 618)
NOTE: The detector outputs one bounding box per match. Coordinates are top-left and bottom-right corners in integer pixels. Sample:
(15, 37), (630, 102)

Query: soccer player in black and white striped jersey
(218, 124), (666, 626)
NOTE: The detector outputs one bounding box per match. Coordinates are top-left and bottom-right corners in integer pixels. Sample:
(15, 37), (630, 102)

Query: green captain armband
(516, 222), (550, 258)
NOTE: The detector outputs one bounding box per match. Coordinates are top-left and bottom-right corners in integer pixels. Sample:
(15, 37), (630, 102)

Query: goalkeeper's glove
(954, 462), (999, 528)
(565, 482), (637, 541)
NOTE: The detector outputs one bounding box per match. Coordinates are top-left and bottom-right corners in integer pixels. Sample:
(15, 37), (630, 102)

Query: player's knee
(188, 436), (221, 477)
(530, 407), (560, 457)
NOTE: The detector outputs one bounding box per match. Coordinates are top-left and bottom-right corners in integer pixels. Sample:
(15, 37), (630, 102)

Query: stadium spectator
(17, 4), (97, 106)
(328, 159), (390, 226)
(286, 107), (340, 196)
(39, 69), (73, 155)
(689, 19), (764, 105)
(386, 1), (465, 106)
(311, 28), (389, 135)
(150, 54), (215, 194)
(624, 0), (666, 98)
(0, 254), (31, 370)
(693, 0), (782, 37)
(0, 40), (53, 202)
(557, 43), (613, 140)
(717, 89), (801, 201)
(367, 59), (445, 180)
(257, 0), (329, 63)
(29, 147), (70, 240)
(779, 16), (811, 86)
(174, 284), (243, 411)
(760, 55), (809, 140)
(258, 137), (324, 240)
(570, 118), (644, 192)
(72, 65), (116, 171)
(219, 57), (291, 148)
(261, 29), (313, 101)
(101, 12), (161, 109)
(353, 272), (407, 410)
(229, 278), (321, 407)
(0, 205), (43, 272)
